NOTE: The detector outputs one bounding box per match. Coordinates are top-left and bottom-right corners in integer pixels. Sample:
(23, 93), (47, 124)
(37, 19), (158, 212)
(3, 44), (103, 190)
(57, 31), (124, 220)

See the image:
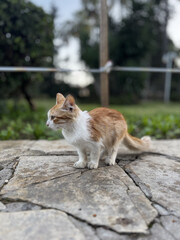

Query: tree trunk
(162, 0), (169, 55)
(21, 86), (35, 111)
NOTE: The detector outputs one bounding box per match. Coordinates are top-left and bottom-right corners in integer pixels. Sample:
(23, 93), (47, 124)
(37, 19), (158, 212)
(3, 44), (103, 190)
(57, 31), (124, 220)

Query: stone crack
(116, 165), (157, 229)
(0, 196), (140, 236)
(158, 218), (177, 240)
(1, 140), (179, 239)
(124, 166), (153, 199)
(0, 158), (20, 192)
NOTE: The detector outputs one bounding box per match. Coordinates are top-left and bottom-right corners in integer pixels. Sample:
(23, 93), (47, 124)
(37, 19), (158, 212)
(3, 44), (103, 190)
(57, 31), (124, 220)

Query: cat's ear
(63, 94), (75, 111)
(56, 93), (65, 104)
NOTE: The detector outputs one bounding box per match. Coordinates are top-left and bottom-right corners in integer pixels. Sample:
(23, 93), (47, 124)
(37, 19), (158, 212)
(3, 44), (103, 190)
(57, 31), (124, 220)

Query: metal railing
(0, 61), (180, 103)
(0, 64), (180, 73)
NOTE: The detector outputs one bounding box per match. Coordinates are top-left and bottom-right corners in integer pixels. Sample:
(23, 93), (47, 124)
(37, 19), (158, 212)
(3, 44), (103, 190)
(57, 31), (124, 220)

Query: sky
(29, 0), (180, 47)
(167, 0), (180, 48)
(30, 0), (180, 86)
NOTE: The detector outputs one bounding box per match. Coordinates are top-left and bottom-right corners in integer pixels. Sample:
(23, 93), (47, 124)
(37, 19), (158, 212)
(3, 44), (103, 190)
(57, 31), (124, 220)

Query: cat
(46, 93), (151, 169)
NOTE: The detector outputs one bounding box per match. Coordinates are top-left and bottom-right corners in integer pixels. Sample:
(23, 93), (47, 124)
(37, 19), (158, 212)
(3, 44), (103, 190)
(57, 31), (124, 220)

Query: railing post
(100, 0), (109, 107)
(162, 52), (177, 103)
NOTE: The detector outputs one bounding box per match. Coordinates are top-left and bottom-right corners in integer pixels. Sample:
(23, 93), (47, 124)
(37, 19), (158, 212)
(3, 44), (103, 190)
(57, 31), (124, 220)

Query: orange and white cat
(46, 93), (151, 169)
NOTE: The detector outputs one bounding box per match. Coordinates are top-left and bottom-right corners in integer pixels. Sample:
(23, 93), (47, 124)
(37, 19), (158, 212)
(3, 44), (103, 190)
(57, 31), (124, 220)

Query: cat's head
(46, 93), (79, 130)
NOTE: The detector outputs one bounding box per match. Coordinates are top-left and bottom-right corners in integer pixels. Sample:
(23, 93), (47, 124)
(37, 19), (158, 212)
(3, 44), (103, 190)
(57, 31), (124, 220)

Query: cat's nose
(46, 121), (49, 127)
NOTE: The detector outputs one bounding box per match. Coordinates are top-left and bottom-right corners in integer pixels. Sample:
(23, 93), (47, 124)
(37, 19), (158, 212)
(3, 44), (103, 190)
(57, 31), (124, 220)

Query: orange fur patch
(89, 108), (127, 146)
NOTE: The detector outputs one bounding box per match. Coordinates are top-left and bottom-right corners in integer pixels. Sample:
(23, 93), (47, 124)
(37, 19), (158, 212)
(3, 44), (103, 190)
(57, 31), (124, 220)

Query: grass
(35, 98), (180, 115)
(0, 98), (180, 140)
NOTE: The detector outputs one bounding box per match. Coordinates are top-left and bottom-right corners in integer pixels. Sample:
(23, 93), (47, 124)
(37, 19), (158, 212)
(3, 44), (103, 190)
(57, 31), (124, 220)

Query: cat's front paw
(73, 160), (87, 169)
(105, 157), (116, 166)
(87, 161), (98, 169)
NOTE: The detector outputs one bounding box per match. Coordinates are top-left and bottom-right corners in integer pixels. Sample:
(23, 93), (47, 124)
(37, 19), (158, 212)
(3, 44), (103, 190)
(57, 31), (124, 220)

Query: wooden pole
(100, 0), (109, 107)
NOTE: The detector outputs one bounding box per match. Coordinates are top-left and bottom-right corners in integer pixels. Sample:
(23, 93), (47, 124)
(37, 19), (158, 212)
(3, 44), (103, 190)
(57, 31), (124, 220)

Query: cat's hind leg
(100, 148), (108, 160)
(74, 147), (87, 168)
(105, 141), (120, 166)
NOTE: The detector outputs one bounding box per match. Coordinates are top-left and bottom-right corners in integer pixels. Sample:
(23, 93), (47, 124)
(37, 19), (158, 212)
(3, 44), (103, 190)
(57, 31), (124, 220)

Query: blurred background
(0, 0), (180, 140)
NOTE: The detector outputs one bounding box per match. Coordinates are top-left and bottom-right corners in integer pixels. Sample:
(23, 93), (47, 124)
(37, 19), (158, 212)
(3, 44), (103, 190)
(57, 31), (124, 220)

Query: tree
(62, 0), (178, 103)
(0, 0), (54, 109)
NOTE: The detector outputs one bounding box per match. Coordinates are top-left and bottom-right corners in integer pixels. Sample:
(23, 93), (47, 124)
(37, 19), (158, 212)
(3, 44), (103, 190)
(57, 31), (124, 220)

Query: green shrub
(0, 100), (180, 140)
(0, 101), (61, 140)
(127, 114), (180, 139)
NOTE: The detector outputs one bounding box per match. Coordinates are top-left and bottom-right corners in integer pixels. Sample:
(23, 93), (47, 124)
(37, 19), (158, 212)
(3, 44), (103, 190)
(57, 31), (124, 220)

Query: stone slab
(0, 140), (35, 162)
(0, 140), (35, 151)
(2, 140), (177, 161)
(1, 155), (80, 191)
(30, 139), (136, 156)
(0, 140), (180, 239)
(0, 210), (85, 240)
(0, 140), (76, 162)
(151, 140), (180, 159)
(1, 140), (180, 158)
(1, 155), (157, 234)
(0, 167), (13, 188)
(0, 140), (147, 158)
(2, 202), (42, 212)
(96, 222), (175, 240)
(160, 215), (180, 240)
(0, 161), (15, 188)
(29, 139), (77, 155)
(0, 201), (6, 210)
(69, 216), (100, 240)
(125, 155), (180, 217)
(0, 140), (77, 158)
(118, 139), (180, 160)
(147, 222), (175, 240)
(153, 203), (169, 216)
(0, 148), (25, 163)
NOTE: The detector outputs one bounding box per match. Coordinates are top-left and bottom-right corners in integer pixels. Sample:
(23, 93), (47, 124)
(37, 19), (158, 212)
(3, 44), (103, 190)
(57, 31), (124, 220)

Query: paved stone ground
(0, 139), (179, 240)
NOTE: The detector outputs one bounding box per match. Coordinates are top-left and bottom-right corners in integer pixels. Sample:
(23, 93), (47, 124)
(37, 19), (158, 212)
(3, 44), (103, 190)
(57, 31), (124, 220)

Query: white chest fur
(62, 111), (91, 146)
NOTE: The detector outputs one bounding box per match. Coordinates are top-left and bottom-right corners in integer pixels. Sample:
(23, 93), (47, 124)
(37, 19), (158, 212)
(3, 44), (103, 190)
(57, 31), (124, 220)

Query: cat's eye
(51, 115), (55, 120)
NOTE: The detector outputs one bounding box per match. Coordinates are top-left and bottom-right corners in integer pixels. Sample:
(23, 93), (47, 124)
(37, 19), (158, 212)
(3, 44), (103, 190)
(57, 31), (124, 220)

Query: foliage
(0, 0), (55, 109)
(62, 0), (179, 102)
(0, 100), (180, 140)
(127, 114), (180, 139)
(0, 100), (62, 140)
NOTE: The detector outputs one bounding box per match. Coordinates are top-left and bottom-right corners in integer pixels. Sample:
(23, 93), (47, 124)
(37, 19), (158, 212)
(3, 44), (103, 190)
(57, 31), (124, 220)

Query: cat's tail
(123, 133), (151, 151)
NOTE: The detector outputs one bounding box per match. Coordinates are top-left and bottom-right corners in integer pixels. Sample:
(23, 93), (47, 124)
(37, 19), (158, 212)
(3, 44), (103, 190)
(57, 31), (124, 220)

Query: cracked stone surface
(2, 201), (42, 212)
(0, 210), (85, 240)
(160, 215), (180, 240)
(0, 161), (17, 188)
(125, 155), (180, 217)
(1, 155), (80, 191)
(96, 222), (176, 240)
(0, 140), (179, 240)
(1, 158), (157, 233)
(0, 141), (35, 163)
